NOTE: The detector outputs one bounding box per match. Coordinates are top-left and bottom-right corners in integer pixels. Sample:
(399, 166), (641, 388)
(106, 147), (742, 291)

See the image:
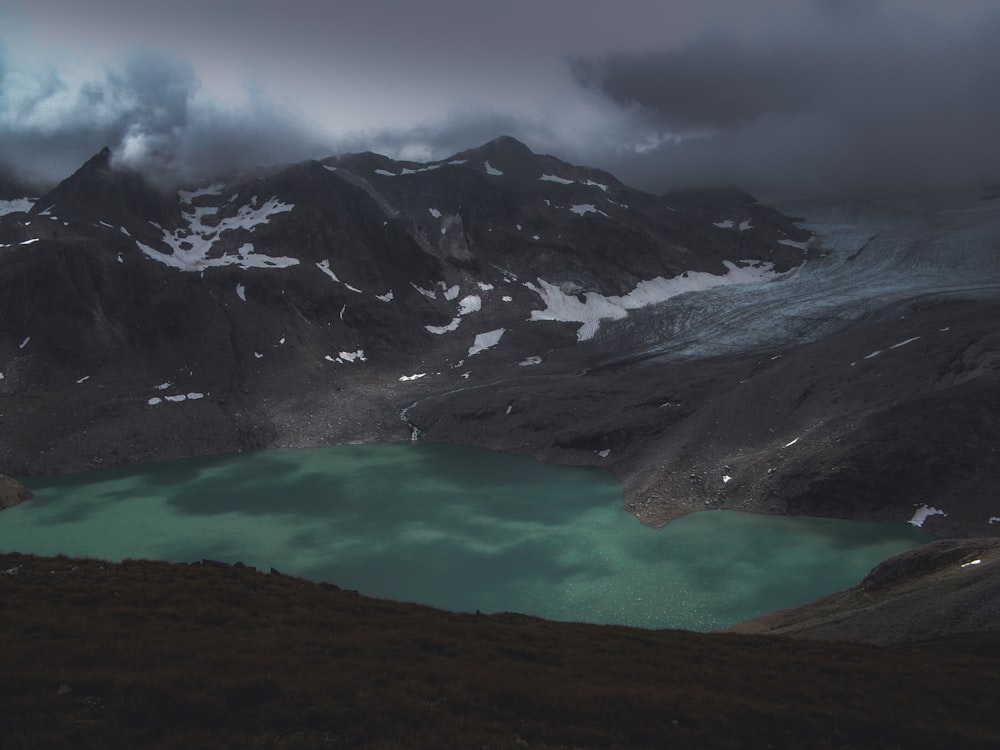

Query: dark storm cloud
(0, 49), (327, 187)
(4, 0), (1000, 196)
(572, 4), (1000, 195)
(572, 43), (825, 132)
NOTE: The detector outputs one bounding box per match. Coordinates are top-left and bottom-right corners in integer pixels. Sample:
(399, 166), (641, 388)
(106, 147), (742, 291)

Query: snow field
(525, 261), (782, 341)
(139, 194), (298, 271)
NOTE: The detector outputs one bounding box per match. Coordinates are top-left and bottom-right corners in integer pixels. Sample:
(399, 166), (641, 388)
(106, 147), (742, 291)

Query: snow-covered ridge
(138, 193), (298, 272)
(526, 261), (787, 341)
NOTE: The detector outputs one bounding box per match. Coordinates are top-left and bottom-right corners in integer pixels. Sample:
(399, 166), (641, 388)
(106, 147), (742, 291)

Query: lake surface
(1, 442), (931, 631)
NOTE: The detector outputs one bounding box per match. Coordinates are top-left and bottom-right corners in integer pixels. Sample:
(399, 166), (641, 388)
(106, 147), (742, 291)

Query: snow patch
(254, 352), (263, 359)
(147, 397), (162, 405)
(411, 283), (437, 300)
(19, 238), (39, 245)
(890, 336), (921, 349)
(468, 328), (505, 356)
(864, 350), (882, 360)
(960, 559), (982, 568)
(714, 219), (735, 229)
(138, 196), (297, 271)
(585, 179), (609, 192)
(784, 437), (800, 448)
(598, 449), (611, 458)
(317, 261), (362, 293)
(502, 295), (513, 303)
(399, 373), (426, 382)
(526, 260), (784, 341)
(374, 169), (395, 177)
(518, 356), (542, 366)
(236, 284), (246, 302)
(76, 375), (89, 384)
(428, 208), (442, 218)
(442, 284), (460, 301)
(19, 337), (29, 349)
(909, 504), (947, 527)
(723, 475), (733, 483)
(484, 161), (503, 176)
(0, 198), (34, 216)
(426, 318), (461, 334)
(739, 219), (753, 231)
(316, 260), (340, 282)
(338, 350), (366, 363)
(569, 204), (607, 217)
(458, 295), (481, 315)
(477, 282), (494, 291)
(178, 184), (224, 203)
(376, 291), (394, 302)
(540, 174), (574, 185)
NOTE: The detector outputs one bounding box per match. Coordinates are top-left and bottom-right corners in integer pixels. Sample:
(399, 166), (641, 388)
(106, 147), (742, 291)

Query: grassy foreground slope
(2, 552), (999, 749)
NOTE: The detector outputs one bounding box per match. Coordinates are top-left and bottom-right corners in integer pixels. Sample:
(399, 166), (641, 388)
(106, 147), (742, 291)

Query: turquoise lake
(0, 442), (931, 631)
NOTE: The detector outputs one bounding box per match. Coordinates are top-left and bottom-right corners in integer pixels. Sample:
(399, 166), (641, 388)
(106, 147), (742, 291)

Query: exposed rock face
(0, 474), (32, 509)
(0, 136), (807, 478)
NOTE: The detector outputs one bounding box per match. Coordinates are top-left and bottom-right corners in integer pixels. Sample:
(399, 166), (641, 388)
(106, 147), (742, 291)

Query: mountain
(2, 137), (999, 540)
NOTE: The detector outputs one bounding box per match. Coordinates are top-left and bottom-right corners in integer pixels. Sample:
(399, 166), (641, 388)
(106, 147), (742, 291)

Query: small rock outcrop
(0, 474), (32, 510)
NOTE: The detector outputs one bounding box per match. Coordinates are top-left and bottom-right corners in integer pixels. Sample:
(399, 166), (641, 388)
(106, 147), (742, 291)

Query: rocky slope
(726, 537), (1000, 643)
(2, 138), (999, 538)
(0, 139), (804, 467)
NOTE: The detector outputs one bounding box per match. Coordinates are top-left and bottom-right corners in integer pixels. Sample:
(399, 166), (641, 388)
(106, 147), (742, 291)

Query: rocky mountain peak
(29, 147), (178, 227)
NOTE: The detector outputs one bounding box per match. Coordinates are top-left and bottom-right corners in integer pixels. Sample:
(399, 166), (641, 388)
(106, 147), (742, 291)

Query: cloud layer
(2, 1), (999, 196)
(0, 49), (331, 187)
(573, 2), (1000, 194)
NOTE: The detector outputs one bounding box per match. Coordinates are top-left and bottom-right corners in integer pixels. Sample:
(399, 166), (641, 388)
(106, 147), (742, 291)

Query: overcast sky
(2, 0), (999, 196)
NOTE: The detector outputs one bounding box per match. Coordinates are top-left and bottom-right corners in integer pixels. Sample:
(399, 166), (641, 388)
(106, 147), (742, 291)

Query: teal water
(1, 442), (931, 631)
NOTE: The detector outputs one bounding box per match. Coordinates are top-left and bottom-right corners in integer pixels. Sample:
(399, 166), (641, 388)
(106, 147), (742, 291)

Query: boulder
(0, 474), (33, 510)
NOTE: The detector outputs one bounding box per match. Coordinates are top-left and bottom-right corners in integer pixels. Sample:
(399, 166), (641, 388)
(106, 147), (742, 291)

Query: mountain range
(1, 136), (998, 539)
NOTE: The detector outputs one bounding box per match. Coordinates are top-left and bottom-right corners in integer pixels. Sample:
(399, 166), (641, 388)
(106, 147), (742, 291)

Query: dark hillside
(2, 552), (999, 749)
